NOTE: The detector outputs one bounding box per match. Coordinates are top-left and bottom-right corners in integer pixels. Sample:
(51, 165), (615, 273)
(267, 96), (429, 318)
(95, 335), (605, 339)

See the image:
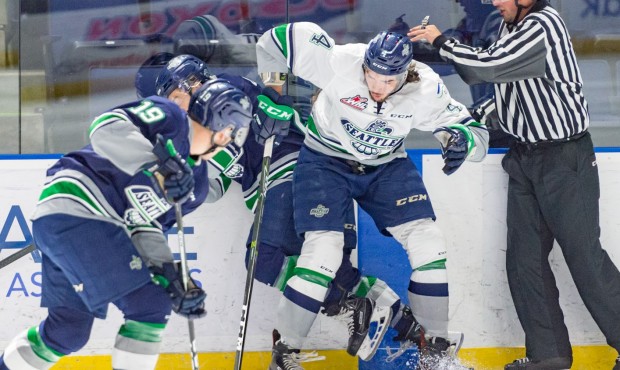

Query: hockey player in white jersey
(144, 54), (433, 363)
(256, 22), (489, 369)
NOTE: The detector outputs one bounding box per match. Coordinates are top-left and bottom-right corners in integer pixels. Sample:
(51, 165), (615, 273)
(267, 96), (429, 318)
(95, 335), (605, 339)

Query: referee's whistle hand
(408, 25), (441, 45)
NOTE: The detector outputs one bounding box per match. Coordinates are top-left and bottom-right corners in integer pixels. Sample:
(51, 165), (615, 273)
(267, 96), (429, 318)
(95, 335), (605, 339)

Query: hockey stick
(234, 135), (275, 370)
(0, 243), (36, 270)
(174, 203), (199, 370)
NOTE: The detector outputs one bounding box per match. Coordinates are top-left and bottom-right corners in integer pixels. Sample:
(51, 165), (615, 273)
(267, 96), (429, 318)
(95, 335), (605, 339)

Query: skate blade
(295, 351), (326, 363)
(357, 305), (393, 361)
(447, 331), (465, 356)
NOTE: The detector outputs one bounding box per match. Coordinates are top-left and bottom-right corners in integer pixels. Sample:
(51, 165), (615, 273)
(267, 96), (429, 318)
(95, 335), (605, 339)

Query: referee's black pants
(501, 132), (620, 361)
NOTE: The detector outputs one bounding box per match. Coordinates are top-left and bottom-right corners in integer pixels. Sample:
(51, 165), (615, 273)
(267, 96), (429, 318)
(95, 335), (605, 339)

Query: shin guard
(387, 219), (449, 338)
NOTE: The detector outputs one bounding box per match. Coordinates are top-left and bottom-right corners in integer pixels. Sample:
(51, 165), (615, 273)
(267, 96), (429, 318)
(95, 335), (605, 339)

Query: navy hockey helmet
(188, 78), (253, 147)
(156, 54), (212, 98)
(135, 52), (175, 98)
(364, 31), (414, 76)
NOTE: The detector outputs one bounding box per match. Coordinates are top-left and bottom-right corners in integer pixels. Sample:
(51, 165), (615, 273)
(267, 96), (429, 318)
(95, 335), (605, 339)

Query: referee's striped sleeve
(436, 7), (588, 142)
(439, 19), (547, 85)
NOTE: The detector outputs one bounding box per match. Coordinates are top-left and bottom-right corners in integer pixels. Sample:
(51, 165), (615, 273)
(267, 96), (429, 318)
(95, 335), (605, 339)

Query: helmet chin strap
(509, 0), (534, 28)
(198, 133), (219, 156)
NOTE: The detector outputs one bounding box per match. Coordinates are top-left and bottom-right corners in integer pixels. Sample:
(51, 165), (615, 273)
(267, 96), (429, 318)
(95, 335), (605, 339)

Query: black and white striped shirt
(437, 5), (588, 143)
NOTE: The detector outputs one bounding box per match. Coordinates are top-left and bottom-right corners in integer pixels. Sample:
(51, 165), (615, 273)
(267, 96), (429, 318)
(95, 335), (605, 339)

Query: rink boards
(1, 149), (620, 369)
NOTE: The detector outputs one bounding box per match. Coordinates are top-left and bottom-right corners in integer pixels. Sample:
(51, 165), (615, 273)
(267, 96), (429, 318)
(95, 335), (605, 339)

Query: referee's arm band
(433, 35), (450, 49)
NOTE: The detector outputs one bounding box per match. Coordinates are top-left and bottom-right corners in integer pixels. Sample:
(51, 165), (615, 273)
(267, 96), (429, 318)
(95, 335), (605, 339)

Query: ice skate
(269, 330), (325, 370)
(337, 296), (390, 360)
(385, 305), (426, 362)
(355, 302), (392, 361)
(418, 332), (473, 370)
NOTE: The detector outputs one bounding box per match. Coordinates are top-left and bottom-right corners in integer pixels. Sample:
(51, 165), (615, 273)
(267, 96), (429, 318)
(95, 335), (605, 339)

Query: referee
(410, 1), (620, 369)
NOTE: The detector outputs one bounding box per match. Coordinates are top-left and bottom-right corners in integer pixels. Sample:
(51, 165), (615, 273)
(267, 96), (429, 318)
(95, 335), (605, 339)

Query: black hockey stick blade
(0, 244), (36, 270)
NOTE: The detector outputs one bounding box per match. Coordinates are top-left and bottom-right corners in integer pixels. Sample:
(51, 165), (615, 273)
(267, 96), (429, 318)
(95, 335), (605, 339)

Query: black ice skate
(269, 331), (325, 370)
(342, 296), (391, 360)
(385, 305), (426, 362)
(418, 332), (472, 370)
(355, 301), (392, 361)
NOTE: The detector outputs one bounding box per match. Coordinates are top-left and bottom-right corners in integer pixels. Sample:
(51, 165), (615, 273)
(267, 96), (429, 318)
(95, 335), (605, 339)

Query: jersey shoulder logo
(224, 163), (244, 178)
(446, 103), (463, 112)
(340, 95), (368, 111)
(309, 33), (332, 49)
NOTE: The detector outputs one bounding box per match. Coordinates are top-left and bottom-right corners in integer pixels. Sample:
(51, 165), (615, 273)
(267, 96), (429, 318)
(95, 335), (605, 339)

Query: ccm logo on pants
(396, 194), (427, 206)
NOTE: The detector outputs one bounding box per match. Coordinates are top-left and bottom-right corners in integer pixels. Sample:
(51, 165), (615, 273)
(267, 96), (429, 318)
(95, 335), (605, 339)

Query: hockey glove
(433, 127), (470, 175)
(150, 262), (207, 319)
(252, 87), (295, 146)
(144, 134), (195, 204)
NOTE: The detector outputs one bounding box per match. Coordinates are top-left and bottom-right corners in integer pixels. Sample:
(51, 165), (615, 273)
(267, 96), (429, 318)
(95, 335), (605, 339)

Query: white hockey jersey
(256, 22), (488, 165)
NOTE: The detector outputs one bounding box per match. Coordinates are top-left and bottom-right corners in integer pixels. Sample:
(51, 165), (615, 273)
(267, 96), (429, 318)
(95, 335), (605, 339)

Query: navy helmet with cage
(364, 31), (414, 76)
(155, 54), (212, 98)
(135, 52), (175, 98)
(188, 78), (253, 147)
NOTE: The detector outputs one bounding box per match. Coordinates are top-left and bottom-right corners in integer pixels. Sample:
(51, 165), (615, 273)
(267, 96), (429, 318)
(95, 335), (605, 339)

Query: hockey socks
(1, 326), (64, 370)
(112, 320), (165, 370)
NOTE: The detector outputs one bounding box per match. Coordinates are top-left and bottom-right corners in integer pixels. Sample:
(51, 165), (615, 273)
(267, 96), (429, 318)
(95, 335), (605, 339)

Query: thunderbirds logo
(402, 43), (411, 57)
(224, 164), (244, 178)
(340, 95), (368, 111)
(129, 255), (143, 270)
(124, 186), (171, 226)
(310, 204), (329, 218)
(341, 119), (405, 156)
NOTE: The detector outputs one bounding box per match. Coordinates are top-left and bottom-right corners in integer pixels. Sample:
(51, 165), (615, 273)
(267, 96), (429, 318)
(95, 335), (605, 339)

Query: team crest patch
(310, 204), (329, 218)
(446, 103), (463, 112)
(130, 255), (143, 270)
(341, 119), (405, 156)
(224, 164), (244, 178)
(340, 95), (369, 111)
(124, 185), (171, 226)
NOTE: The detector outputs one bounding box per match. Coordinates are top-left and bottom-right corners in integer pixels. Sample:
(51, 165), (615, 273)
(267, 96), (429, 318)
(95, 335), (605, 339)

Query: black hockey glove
(433, 127), (469, 175)
(252, 87), (295, 146)
(144, 134), (195, 204)
(150, 262), (207, 319)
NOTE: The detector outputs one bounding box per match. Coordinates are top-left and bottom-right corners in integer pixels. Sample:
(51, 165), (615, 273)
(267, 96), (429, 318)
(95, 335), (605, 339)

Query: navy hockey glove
(433, 127), (470, 175)
(145, 134), (195, 204)
(252, 87), (295, 146)
(150, 262), (207, 319)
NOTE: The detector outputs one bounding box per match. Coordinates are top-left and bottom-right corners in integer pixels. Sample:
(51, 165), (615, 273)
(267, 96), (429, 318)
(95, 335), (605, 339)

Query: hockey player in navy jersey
(257, 22), (489, 369)
(0, 80), (254, 370)
(149, 54), (433, 363)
